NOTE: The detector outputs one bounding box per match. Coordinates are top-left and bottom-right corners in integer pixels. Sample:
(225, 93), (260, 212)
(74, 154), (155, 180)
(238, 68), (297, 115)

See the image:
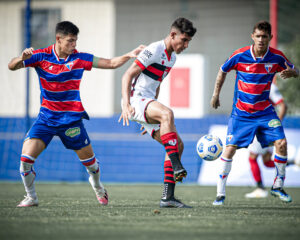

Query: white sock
(80, 156), (105, 193)
(273, 154), (287, 189)
(20, 155), (37, 199)
(217, 157), (232, 197)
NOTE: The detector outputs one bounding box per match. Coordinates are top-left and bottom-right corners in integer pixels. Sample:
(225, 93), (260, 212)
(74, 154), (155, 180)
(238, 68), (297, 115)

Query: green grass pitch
(0, 183), (300, 240)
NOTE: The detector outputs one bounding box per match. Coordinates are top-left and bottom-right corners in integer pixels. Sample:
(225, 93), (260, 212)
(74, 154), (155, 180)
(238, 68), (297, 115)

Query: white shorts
(128, 96), (160, 137)
(248, 137), (273, 155)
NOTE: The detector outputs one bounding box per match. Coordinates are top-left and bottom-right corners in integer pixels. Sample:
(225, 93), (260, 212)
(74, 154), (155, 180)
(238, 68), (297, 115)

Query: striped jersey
(221, 45), (294, 117)
(133, 40), (176, 98)
(24, 44), (93, 126)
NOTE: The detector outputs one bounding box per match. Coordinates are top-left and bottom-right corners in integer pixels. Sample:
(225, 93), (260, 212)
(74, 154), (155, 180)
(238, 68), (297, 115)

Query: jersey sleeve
(79, 53), (93, 71)
(23, 51), (43, 68)
(277, 52), (295, 72)
(220, 53), (240, 73)
(269, 83), (283, 105)
(135, 44), (157, 70)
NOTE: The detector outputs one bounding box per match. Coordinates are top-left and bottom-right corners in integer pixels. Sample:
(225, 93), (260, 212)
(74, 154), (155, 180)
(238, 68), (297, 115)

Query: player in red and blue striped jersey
(8, 21), (144, 207)
(211, 21), (299, 205)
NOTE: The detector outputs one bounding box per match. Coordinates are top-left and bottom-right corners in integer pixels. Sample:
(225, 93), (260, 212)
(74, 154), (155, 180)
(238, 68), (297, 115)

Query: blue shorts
(226, 113), (285, 149)
(25, 118), (91, 150)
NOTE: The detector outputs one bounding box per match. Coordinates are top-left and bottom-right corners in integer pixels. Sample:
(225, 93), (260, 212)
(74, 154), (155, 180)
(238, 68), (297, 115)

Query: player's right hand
(118, 104), (135, 126)
(140, 126), (147, 135)
(210, 95), (220, 109)
(21, 47), (34, 60)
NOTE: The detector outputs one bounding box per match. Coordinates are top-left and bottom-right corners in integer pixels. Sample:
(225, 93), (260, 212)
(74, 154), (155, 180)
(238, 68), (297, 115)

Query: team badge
(168, 139), (177, 146)
(265, 63), (273, 73)
(227, 135), (233, 142)
(65, 61), (74, 71)
(268, 119), (281, 128)
(65, 127), (81, 138)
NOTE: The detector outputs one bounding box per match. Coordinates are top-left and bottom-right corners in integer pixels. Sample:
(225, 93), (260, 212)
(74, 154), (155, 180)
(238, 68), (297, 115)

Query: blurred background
(0, 0), (299, 185)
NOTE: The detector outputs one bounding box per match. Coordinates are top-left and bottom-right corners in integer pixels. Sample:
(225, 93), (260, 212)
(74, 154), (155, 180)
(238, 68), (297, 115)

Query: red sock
(164, 160), (175, 184)
(161, 132), (179, 157)
(264, 160), (275, 168)
(249, 156), (262, 183)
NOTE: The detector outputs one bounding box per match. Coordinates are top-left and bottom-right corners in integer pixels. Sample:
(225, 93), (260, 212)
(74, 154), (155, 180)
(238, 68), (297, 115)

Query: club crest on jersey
(268, 119), (281, 128)
(227, 135), (233, 142)
(168, 139), (177, 146)
(65, 61), (74, 71)
(65, 127), (80, 138)
(265, 63), (273, 73)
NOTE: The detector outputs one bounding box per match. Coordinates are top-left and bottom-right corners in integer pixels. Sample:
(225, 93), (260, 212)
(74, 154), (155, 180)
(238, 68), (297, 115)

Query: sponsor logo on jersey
(161, 53), (166, 60)
(49, 66), (53, 70)
(227, 135), (233, 142)
(268, 119), (281, 128)
(65, 127), (81, 137)
(168, 139), (177, 146)
(246, 66), (250, 71)
(65, 61), (74, 71)
(265, 63), (273, 73)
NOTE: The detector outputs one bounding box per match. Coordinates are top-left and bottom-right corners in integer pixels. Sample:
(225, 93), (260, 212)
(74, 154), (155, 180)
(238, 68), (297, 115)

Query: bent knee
(275, 138), (287, 154)
(161, 109), (174, 123)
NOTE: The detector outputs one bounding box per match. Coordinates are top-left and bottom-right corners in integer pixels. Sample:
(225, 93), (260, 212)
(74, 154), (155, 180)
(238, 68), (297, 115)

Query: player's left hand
(280, 62), (299, 79)
(129, 45), (146, 58)
(140, 126), (147, 135)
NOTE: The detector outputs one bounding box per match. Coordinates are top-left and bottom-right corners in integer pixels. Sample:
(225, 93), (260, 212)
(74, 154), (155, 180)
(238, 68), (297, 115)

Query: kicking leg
(75, 144), (108, 205)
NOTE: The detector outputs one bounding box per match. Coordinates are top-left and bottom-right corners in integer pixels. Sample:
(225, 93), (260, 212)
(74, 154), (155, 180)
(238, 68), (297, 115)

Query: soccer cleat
(213, 195), (225, 206)
(17, 195), (38, 207)
(96, 189), (108, 206)
(160, 196), (192, 208)
(270, 187), (292, 203)
(245, 188), (268, 198)
(173, 168), (187, 182)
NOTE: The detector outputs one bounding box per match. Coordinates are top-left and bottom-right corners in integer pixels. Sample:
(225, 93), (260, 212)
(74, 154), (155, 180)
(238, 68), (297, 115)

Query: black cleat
(160, 197), (192, 208)
(174, 168), (187, 182)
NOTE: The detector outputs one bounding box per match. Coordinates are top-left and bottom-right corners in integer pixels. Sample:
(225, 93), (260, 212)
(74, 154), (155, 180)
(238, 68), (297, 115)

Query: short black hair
(55, 21), (79, 36)
(171, 17), (197, 37)
(253, 21), (271, 36)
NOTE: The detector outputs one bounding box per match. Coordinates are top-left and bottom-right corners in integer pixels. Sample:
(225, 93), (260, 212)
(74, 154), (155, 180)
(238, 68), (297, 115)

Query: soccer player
(119, 18), (196, 208)
(210, 21), (299, 205)
(8, 21), (144, 207)
(246, 83), (287, 198)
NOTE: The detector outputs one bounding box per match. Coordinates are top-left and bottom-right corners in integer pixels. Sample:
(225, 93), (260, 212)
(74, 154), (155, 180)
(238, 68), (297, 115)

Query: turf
(0, 183), (299, 240)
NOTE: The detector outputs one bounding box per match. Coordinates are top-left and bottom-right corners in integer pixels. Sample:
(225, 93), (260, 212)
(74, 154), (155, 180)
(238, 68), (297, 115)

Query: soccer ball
(196, 134), (223, 161)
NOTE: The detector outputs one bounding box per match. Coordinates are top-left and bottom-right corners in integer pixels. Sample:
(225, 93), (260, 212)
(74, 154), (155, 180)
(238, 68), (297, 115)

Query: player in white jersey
(119, 18), (196, 208)
(246, 83), (288, 198)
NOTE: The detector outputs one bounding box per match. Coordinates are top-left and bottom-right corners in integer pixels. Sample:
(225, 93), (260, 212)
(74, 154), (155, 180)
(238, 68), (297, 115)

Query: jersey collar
(250, 44), (269, 61)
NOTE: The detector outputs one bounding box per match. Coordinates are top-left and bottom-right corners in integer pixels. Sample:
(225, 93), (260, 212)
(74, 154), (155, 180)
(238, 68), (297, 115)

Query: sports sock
(80, 155), (105, 193)
(249, 156), (262, 184)
(161, 159), (175, 200)
(217, 157), (232, 196)
(273, 154), (287, 189)
(20, 155), (37, 199)
(161, 132), (183, 172)
(264, 160), (275, 168)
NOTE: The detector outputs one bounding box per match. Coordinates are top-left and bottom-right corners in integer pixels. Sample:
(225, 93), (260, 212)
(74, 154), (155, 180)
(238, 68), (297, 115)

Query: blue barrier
(1, 115), (299, 183)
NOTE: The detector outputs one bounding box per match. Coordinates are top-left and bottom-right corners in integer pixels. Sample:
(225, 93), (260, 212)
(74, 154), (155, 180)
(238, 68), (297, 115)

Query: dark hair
(253, 21), (271, 36)
(171, 17), (197, 37)
(55, 21), (79, 36)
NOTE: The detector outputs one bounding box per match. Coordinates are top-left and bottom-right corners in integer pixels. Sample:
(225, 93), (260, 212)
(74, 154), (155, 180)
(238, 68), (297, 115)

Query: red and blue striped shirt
(221, 45), (294, 117)
(24, 44), (93, 126)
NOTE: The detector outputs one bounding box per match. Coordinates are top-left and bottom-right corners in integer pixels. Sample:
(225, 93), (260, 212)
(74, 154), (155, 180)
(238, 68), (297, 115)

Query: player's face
(251, 29), (272, 53)
(58, 34), (77, 56)
(172, 32), (192, 54)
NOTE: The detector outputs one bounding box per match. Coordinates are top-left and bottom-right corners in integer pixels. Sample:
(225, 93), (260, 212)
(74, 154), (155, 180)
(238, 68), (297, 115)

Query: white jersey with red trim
(133, 40), (176, 98)
(270, 83), (283, 106)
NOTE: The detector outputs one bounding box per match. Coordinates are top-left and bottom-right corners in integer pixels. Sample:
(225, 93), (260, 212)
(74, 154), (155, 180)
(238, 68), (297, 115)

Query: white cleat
(89, 177), (108, 206)
(213, 196), (225, 206)
(17, 195), (38, 207)
(245, 188), (268, 198)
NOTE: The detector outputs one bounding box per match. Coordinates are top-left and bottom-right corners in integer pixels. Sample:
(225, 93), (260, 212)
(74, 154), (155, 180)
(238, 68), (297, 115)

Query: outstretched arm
(118, 62), (142, 126)
(211, 69), (227, 109)
(8, 47), (34, 71)
(93, 45), (145, 69)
